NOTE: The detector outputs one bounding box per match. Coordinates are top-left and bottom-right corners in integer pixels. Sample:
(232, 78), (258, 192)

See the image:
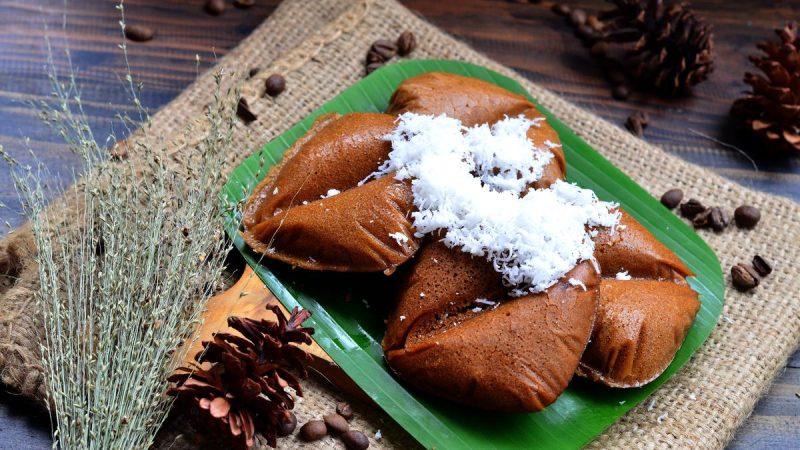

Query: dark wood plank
(0, 1), (797, 449)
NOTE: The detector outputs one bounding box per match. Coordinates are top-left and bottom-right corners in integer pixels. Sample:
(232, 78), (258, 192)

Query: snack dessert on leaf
(242, 71), (701, 412)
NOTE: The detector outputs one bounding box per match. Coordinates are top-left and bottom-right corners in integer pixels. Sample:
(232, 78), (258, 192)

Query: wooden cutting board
(183, 265), (370, 403)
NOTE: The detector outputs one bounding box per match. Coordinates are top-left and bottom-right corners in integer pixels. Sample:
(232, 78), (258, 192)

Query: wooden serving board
(184, 266), (370, 403)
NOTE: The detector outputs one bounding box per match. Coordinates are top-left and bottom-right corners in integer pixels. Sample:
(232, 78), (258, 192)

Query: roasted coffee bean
(692, 208), (712, 228)
(612, 84), (630, 100)
(569, 8), (587, 26)
(625, 111), (649, 137)
(236, 98), (257, 123)
(234, 0), (256, 8)
(660, 189), (684, 209)
(371, 39), (398, 60)
(589, 41), (609, 58)
(277, 410), (297, 436)
(248, 67), (260, 78)
(752, 255), (772, 277)
(576, 24), (598, 42)
(299, 420), (327, 442)
(365, 62), (384, 75)
(341, 430), (370, 450)
(551, 3), (571, 16)
(124, 24), (154, 42)
(336, 401), (354, 421)
(731, 263), (759, 292)
(366, 49), (385, 64)
(709, 207), (729, 232)
(586, 15), (604, 31)
(265, 74), (286, 97)
(396, 31), (417, 56)
(204, 0), (226, 15)
(679, 199), (706, 219)
(323, 413), (349, 435)
(734, 205), (761, 229)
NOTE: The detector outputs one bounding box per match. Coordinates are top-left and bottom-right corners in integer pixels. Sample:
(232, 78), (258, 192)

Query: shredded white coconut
(471, 307), (483, 313)
(474, 298), (496, 306)
(272, 187), (279, 195)
(320, 188), (340, 199)
(375, 430), (382, 440)
(615, 270), (632, 280)
(371, 112), (619, 296)
(399, 315), (406, 321)
(568, 278), (588, 291)
(419, 292), (425, 298)
(388, 231), (409, 245)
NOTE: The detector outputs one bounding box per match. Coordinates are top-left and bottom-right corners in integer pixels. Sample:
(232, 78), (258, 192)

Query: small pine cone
(731, 21), (800, 154)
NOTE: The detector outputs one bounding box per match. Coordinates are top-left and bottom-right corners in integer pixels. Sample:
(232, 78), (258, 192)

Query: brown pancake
(577, 279), (700, 388)
(243, 175), (418, 273)
(385, 261), (599, 412)
(243, 112), (396, 228)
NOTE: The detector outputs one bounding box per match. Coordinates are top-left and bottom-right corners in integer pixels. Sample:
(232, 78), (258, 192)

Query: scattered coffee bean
(612, 84), (630, 100)
(692, 208), (712, 228)
(734, 205), (760, 229)
(569, 8), (587, 26)
(551, 3), (571, 16)
(589, 41), (608, 58)
(371, 39), (398, 60)
(679, 199), (706, 219)
(124, 24), (154, 42)
(299, 420), (327, 442)
(341, 430), (370, 450)
(234, 0), (256, 8)
(204, 0), (226, 15)
(752, 255), (772, 277)
(660, 189), (684, 210)
(625, 111), (649, 137)
(248, 67), (260, 78)
(265, 74), (286, 97)
(709, 207), (729, 232)
(575, 24), (598, 42)
(336, 401), (354, 421)
(396, 31), (417, 56)
(236, 97), (257, 123)
(365, 62), (384, 75)
(731, 263), (759, 292)
(323, 413), (349, 435)
(277, 410), (297, 436)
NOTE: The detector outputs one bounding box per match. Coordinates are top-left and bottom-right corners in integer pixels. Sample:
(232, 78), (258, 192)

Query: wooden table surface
(1, 0), (798, 448)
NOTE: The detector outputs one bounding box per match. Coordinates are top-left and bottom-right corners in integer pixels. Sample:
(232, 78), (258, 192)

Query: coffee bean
(396, 31), (417, 56)
(236, 97), (257, 123)
(709, 207), (729, 232)
(551, 3), (571, 16)
(590, 41), (609, 58)
(569, 9), (587, 26)
(299, 420), (327, 442)
(341, 430), (370, 450)
(692, 208), (712, 228)
(679, 199), (706, 219)
(277, 410), (297, 436)
(625, 111), (649, 137)
(248, 67), (260, 78)
(365, 62), (384, 75)
(323, 413), (349, 435)
(204, 0), (226, 15)
(366, 50), (385, 64)
(234, 0), (256, 8)
(660, 189), (684, 210)
(586, 15), (604, 31)
(612, 84), (630, 100)
(731, 263), (759, 292)
(752, 255), (772, 277)
(265, 74), (286, 97)
(575, 24), (598, 42)
(371, 39), (398, 60)
(734, 205), (760, 229)
(124, 24), (154, 42)
(336, 401), (354, 421)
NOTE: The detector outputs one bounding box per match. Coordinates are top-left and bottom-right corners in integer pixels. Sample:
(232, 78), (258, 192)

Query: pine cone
(731, 22), (800, 154)
(168, 304), (314, 449)
(564, 0), (714, 96)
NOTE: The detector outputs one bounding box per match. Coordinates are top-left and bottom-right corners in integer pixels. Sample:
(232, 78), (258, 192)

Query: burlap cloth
(1, 0), (798, 448)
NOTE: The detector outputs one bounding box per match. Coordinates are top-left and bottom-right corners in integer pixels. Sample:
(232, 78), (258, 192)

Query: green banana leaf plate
(221, 60), (724, 449)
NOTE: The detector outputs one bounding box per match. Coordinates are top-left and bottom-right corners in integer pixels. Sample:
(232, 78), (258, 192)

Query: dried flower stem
(1, 3), (240, 448)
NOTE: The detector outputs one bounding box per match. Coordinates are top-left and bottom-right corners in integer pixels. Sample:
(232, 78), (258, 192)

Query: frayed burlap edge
(1, 0), (798, 449)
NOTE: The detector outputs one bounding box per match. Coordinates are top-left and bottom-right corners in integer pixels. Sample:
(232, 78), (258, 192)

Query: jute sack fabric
(1, 0), (798, 448)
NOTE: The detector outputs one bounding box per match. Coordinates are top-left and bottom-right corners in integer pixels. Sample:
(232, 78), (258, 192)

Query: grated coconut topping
(371, 112), (619, 296)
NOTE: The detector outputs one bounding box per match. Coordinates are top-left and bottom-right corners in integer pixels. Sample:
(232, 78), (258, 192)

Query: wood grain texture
(0, 0), (797, 448)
